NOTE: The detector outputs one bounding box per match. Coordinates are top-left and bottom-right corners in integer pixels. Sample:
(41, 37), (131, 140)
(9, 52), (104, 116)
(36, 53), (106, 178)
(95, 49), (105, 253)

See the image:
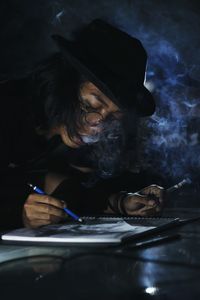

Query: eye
(80, 100), (95, 113)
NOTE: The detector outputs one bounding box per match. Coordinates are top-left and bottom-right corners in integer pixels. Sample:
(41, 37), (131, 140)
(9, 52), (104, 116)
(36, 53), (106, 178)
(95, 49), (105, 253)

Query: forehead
(80, 81), (119, 109)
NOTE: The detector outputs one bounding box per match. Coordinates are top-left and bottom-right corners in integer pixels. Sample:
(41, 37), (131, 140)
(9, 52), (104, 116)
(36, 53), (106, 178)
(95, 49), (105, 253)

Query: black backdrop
(0, 0), (200, 203)
(0, 0), (199, 80)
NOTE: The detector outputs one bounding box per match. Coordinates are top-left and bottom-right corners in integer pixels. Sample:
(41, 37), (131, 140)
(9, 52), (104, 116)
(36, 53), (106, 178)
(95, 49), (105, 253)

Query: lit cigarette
(166, 178), (192, 193)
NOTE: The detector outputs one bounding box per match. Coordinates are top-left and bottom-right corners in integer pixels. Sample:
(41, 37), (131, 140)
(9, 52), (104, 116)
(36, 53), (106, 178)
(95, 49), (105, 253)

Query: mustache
(86, 117), (126, 179)
(81, 117), (122, 144)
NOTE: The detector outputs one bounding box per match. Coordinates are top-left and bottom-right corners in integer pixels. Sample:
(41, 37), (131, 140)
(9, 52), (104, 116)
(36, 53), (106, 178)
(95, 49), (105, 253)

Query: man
(0, 19), (163, 229)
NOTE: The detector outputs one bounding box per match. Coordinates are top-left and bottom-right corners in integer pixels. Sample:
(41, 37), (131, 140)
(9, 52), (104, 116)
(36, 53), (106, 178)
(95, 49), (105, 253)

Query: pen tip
(78, 218), (84, 223)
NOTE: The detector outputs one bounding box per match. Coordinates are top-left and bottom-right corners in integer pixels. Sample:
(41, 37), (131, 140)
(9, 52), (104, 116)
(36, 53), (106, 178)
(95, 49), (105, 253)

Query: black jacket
(0, 79), (158, 229)
(0, 79), (118, 228)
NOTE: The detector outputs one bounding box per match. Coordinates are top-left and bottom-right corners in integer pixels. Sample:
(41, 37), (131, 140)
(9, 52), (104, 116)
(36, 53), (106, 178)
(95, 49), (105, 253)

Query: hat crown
(77, 19), (147, 84)
(52, 19), (155, 116)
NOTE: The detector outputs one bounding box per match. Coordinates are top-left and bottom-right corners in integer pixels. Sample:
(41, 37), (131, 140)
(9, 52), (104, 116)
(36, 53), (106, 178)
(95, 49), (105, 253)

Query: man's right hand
(23, 194), (67, 228)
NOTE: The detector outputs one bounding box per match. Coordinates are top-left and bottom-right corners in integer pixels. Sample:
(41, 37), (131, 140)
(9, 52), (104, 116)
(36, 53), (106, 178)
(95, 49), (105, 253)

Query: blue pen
(28, 183), (83, 223)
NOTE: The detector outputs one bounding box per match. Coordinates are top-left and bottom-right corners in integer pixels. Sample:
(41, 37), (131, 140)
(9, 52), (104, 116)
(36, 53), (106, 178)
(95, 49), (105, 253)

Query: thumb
(61, 200), (67, 209)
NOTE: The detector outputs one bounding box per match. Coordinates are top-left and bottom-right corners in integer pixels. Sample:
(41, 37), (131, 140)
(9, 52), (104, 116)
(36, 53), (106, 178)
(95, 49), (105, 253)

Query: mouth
(77, 124), (103, 145)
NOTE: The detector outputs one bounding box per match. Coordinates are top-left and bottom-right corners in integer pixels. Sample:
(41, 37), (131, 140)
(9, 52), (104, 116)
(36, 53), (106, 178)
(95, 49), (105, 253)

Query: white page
(2, 220), (155, 244)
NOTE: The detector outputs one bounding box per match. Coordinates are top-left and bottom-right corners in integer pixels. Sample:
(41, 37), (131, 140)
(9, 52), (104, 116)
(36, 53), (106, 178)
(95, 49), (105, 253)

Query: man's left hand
(123, 184), (164, 216)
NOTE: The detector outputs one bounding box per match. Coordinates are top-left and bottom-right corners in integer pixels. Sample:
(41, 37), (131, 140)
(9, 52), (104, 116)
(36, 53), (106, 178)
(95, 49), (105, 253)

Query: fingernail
(61, 200), (66, 208)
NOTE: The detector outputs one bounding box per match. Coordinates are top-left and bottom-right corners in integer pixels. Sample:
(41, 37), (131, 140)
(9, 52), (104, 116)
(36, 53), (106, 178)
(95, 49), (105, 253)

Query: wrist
(118, 191), (128, 215)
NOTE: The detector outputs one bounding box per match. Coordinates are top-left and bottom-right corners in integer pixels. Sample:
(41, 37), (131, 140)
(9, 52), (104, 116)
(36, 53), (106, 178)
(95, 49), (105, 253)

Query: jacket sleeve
(0, 169), (30, 229)
(50, 168), (149, 215)
(0, 81), (30, 229)
(0, 122), (30, 229)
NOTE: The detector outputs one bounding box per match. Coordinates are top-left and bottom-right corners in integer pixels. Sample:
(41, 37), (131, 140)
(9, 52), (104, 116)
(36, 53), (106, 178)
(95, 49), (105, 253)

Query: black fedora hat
(52, 19), (155, 116)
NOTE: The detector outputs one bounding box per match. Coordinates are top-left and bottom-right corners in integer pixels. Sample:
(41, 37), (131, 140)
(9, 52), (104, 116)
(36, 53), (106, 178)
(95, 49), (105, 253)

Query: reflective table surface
(0, 207), (200, 300)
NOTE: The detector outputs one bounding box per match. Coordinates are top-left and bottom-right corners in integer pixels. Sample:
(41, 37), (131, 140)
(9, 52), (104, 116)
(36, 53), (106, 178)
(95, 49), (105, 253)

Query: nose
(86, 112), (103, 126)
(101, 108), (124, 121)
(80, 122), (102, 138)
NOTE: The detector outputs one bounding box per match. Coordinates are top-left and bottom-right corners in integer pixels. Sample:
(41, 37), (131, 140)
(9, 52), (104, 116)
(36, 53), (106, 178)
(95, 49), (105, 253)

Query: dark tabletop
(0, 206), (200, 300)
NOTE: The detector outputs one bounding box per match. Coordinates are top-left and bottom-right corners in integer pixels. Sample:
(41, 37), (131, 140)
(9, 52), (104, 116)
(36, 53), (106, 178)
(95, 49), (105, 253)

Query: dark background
(0, 0), (200, 80)
(0, 0), (200, 206)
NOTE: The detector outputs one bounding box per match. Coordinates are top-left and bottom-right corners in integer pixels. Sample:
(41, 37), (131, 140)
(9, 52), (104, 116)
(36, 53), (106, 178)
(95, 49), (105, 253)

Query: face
(58, 81), (123, 148)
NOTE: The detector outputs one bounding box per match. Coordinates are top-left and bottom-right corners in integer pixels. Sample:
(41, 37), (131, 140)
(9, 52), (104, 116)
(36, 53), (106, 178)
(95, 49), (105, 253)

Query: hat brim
(135, 86), (156, 117)
(52, 34), (155, 117)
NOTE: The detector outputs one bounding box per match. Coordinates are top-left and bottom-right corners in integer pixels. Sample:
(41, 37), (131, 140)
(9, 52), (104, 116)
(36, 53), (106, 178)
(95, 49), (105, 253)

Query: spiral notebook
(1, 216), (181, 245)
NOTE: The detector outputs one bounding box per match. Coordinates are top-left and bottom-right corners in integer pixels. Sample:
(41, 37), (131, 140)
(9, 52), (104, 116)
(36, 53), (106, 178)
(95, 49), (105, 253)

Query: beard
(87, 117), (126, 178)
(66, 115), (138, 187)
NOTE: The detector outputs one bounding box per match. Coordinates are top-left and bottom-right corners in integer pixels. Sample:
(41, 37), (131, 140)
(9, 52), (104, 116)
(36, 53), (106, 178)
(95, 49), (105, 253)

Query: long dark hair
(30, 53), (139, 176)
(30, 53), (85, 139)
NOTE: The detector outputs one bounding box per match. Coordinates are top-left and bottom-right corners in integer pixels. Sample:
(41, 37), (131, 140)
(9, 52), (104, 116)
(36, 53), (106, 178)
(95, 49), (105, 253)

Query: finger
(126, 201), (159, 216)
(138, 209), (157, 217)
(139, 185), (164, 196)
(27, 211), (66, 221)
(25, 203), (66, 219)
(124, 192), (163, 216)
(127, 193), (157, 206)
(27, 219), (52, 228)
(139, 185), (165, 204)
(139, 202), (163, 215)
(61, 200), (67, 208)
(135, 206), (158, 217)
(27, 194), (65, 209)
(27, 213), (67, 227)
(127, 207), (156, 217)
